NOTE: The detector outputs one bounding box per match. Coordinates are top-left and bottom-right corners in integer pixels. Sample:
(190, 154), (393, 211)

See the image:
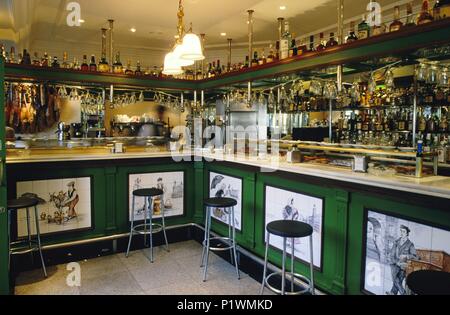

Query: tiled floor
(14, 241), (272, 295)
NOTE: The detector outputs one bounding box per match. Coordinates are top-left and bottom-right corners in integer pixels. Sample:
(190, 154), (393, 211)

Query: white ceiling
(0, 0), (419, 66)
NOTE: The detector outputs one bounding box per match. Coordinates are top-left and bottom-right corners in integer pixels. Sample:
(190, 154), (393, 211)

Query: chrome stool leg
(260, 232), (270, 295)
(148, 196), (154, 263)
(309, 234), (315, 295)
(202, 207), (212, 282)
(231, 206), (240, 280)
(126, 195), (136, 257)
(143, 197), (148, 247)
(25, 207), (33, 266)
(160, 194), (169, 252)
(291, 238), (295, 293)
(34, 206), (47, 277)
(200, 206), (209, 268)
(7, 209), (11, 273)
(282, 237), (287, 295)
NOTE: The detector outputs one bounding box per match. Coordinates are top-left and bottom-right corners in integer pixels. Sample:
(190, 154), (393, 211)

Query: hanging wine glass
(415, 62), (428, 82)
(139, 91), (145, 102)
(268, 89), (276, 111)
(258, 92), (266, 105)
(427, 63), (439, 85)
(438, 67), (449, 87)
(385, 68), (395, 92)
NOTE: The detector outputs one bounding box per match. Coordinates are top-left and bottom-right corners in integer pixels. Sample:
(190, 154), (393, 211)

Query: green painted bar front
(4, 157), (449, 295)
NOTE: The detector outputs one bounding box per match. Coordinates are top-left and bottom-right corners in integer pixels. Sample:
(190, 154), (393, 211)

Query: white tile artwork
(209, 172), (243, 231)
(364, 210), (450, 295)
(16, 177), (92, 237)
(128, 172), (184, 221)
(265, 185), (323, 268)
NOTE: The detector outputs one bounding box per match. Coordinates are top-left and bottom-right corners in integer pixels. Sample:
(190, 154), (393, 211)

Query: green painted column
(0, 58), (9, 294)
(194, 161), (205, 224)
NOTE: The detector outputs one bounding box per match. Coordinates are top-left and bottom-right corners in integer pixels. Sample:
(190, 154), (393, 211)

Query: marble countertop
(6, 150), (450, 200)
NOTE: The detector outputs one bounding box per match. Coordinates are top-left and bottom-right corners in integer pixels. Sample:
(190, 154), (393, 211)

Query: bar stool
(8, 197), (47, 277)
(406, 270), (450, 295)
(201, 197), (240, 282)
(126, 188), (169, 262)
(260, 220), (314, 295)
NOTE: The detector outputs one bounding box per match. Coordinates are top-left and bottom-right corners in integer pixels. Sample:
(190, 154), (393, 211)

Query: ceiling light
(180, 33), (205, 61)
(79, 19), (85, 23)
(162, 52), (183, 75)
(279, 6), (286, 10)
(130, 28), (136, 33)
(220, 32), (227, 36)
(173, 43), (195, 67)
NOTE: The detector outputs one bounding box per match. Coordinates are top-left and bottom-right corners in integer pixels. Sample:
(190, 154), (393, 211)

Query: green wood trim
(4, 64), (198, 90)
(0, 57), (10, 294)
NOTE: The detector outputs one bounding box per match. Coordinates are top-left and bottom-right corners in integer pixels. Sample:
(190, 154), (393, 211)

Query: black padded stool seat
(267, 220), (313, 238)
(407, 270), (450, 295)
(8, 198), (38, 210)
(133, 188), (164, 197)
(204, 197), (237, 208)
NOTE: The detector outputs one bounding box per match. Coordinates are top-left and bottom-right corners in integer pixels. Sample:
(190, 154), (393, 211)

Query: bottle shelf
(4, 18), (450, 91)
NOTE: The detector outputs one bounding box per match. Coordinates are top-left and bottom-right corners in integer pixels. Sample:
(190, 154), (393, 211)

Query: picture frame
(361, 207), (450, 295)
(208, 171), (243, 232)
(15, 176), (94, 238)
(127, 171), (186, 222)
(263, 184), (325, 271)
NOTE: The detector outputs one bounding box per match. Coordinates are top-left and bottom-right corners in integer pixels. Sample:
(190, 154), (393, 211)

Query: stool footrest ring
(202, 237), (236, 252)
(132, 223), (163, 235)
(264, 271), (312, 295)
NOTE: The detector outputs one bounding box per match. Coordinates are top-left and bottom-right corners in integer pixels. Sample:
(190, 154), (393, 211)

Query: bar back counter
(2, 18), (450, 295)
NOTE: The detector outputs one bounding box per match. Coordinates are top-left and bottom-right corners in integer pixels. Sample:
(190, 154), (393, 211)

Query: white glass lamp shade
(162, 52), (183, 76)
(180, 33), (205, 61)
(173, 44), (194, 67)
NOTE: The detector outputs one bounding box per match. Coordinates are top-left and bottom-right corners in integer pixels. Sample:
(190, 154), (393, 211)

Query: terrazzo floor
(14, 240), (273, 295)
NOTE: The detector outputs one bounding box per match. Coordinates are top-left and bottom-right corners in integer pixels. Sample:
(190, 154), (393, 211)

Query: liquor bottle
(289, 36), (298, 57)
(316, 33), (326, 51)
(309, 35), (315, 52)
(0, 44), (6, 61)
(21, 49), (31, 65)
(125, 60), (133, 75)
(51, 56), (60, 68)
(98, 28), (109, 73)
(280, 21), (291, 60)
(258, 49), (266, 65)
(326, 32), (338, 48)
(439, 113), (448, 131)
(41, 52), (49, 67)
(72, 57), (80, 70)
(405, 2), (416, 27)
(62, 52), (69, 69)
(32, 52), (40, 66)
(112, 52), (123, 74)
(267, 45), (275, 63)
(346, 21), (358, 43)
(275, 41), (280, 60)
(89, 55), (97, 72)
(434, 0), (450, 19)
(216, 59), (222, 75)
(297, 38), (308, 55)
(417, 0), (434, 25)
(358, 15), (371, 39)
(372, 21), (386, 36)
(244, 56), (249, 68)
(9, 47), (16, 63)
(251, 51), (259, 67)
(390, 6), (404, 32)
(81, 55), (89, 71)
(207, 63), (213, 78)
(135, 61), (142, 76)
(418, 109), (427, 132)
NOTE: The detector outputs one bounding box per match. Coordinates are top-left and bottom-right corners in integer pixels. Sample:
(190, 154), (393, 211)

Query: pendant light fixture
(162, 0), (203, 75)
(180, 24), (205, 61)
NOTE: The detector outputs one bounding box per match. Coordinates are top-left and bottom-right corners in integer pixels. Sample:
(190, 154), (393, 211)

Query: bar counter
(7, 150), (450, 200)
(5, 148), (450, 295)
